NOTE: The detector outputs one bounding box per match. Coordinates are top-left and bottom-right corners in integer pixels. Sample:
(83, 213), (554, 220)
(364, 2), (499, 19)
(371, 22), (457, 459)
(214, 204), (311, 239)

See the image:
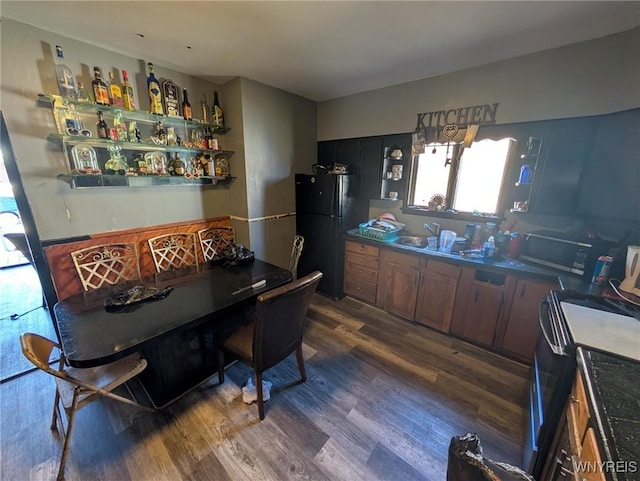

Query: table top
(54, 259), (292, 368)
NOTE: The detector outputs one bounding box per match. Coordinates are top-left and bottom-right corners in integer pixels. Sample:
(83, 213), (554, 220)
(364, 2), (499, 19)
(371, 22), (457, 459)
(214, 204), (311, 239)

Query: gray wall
(318, 27), (640, 140)
(1, 19), (317, 269)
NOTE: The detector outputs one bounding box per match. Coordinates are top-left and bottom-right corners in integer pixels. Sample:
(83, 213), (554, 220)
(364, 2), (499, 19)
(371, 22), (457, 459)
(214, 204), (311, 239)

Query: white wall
(318, 27), (640, 140)
(0, 19), (229, 241)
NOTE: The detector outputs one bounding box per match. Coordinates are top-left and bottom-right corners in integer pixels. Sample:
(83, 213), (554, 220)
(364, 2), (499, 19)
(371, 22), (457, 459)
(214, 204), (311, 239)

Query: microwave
(520, 230), (612, 277)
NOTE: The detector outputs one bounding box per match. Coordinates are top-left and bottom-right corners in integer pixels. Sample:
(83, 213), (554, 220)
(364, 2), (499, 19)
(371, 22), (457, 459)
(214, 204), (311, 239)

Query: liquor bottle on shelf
(182, 88), (192, 121)
(113, 110), (127, 141)
(121, 70), (136, 111)
(201, 94), (209, 124)
(96, 111), (109, 139)
(92, 67), (110, 106)
(211, 91), (224, 129)
(54, 45), (77, 99)
(108, 72), (123, 108)
(146, 63), (164, 115)
(75, 82), (92, 103)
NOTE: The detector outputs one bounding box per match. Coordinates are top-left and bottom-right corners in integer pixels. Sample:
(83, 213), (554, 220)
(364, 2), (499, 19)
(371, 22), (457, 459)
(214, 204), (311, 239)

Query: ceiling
(2, 1), (639, 102)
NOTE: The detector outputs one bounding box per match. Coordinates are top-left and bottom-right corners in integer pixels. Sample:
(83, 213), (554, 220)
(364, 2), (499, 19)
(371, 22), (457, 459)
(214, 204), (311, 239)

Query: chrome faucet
(423, 222), (441, 237)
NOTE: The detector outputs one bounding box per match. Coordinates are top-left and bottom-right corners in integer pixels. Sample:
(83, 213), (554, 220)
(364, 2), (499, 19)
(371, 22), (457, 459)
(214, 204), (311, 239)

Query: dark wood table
(54, 259), (292, 407)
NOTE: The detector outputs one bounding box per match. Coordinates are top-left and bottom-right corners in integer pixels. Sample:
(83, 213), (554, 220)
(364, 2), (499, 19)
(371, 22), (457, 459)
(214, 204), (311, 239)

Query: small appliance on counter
(620, 245), (640, 296)
(520, 230), (615, 279)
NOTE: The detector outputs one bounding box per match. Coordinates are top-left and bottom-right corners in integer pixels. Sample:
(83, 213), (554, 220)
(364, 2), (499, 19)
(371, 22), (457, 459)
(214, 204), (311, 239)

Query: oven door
(523, 294), (575, 479)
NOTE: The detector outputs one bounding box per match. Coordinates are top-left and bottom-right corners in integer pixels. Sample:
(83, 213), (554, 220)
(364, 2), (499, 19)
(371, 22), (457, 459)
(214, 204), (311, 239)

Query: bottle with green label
(211, 91), (224, 130)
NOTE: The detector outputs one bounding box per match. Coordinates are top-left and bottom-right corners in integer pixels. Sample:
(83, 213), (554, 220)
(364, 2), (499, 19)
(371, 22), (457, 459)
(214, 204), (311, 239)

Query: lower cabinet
(377, 250), (422, 320)
(542, 371), (606, 481)
(497, 277), (556, 363)
(415, 260), (461, 333)
(343, 240), (380, 304)
(451, 267), (516, 348)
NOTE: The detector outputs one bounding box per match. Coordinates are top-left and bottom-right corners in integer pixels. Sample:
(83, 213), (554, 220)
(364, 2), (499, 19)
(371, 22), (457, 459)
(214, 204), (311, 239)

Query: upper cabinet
(575, 108), (640, 221)
(39, 94), (234, 188)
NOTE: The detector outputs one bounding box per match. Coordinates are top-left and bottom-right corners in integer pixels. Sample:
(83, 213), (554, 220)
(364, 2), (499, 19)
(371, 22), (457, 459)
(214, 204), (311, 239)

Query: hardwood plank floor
(1, 293), (529, 481)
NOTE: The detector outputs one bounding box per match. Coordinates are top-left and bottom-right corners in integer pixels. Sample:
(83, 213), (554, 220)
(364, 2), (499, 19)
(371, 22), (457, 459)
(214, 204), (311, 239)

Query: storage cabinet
(451, 267), (516, 348)
(343, 240), (380, 304)
(39, 94), (234, 188)
(377, 249), (422, 320)
(414, 260), (461, 333)
(498, 277), (556, 363)
(542, 370), (606, 481)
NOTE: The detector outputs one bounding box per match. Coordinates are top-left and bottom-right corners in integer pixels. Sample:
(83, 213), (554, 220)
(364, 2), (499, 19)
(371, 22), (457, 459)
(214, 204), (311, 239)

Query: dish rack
(358, 222), (404, 242)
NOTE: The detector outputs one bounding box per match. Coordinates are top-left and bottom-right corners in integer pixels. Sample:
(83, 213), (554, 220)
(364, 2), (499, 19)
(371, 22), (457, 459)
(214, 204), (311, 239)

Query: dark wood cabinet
(414, 260), (461, 333)
(575, 108), (640, 221)
(497, 277), (556, 363)
(359, 136), (383, 202)
(377, 249), (422, 320)
(451, 267), (516, 348)
(343, 240), (380, 304)
(317, 138), (362, 174)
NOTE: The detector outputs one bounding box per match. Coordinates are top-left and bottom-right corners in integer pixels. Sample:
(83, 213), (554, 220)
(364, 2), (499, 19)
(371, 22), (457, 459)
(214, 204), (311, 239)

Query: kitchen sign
(415, 102), (499, 131)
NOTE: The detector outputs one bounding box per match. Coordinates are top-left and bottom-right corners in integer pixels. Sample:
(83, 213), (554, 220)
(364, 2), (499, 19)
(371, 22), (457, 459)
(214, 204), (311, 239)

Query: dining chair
(148, 232), (198, 273)
(289, 235), (304, 280)
(197, 226), (236, 262)
(217, 270), (322, 420)
(71, 242), (140, 292)
(20, 332), (153, 481)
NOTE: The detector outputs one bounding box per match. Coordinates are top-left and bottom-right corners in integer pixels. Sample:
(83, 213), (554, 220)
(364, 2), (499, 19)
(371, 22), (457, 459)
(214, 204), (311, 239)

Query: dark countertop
(345, 230), (603, 295)
(577, 348), (640, 481)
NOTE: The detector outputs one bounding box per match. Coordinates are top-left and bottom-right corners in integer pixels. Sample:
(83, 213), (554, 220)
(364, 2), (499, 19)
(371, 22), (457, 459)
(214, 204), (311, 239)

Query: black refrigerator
(295, 174), (364, 299)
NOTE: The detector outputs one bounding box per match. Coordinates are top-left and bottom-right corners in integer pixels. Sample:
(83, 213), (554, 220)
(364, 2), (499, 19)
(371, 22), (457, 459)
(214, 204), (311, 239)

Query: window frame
(403, 124), (528, 222)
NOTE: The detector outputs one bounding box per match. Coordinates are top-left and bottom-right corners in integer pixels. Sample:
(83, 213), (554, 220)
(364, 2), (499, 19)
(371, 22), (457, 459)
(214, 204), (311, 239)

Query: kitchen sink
(395, 235), (429, 248)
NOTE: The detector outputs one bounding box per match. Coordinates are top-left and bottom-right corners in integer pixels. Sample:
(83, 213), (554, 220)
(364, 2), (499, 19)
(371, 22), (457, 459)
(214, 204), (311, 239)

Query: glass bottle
(182, 88), (192, 121)
(200, 93), (209, 124)
(108, 72), (123, 108)
(54, 45), (77, 99)
(75, 81), (92, 103)
(113, 110), (127, 141)
(172, 153), (186, 176)
(146, 63), (163, 115)
(92, 67), (110, 106)
(166, 127), (177, 146)
(121, 70), (136, 111)
(96, 111), (109, 139)
(212, 91), (224, 130)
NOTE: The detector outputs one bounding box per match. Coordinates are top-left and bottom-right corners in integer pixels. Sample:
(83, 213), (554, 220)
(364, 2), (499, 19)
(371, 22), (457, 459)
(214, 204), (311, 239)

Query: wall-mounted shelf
(38, 94), (234, 189)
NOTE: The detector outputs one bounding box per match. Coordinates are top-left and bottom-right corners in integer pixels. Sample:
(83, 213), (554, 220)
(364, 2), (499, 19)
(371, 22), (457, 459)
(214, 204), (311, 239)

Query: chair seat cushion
(222, 322), (254, 359)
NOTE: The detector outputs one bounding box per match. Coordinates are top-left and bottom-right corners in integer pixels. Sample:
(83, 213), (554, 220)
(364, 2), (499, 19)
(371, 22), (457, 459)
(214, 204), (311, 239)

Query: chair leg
(51, 389), (61, 431)
(295, 344), (307, 382)
(217, 350), (225, 384)
(256, 371), (265, 420)
(57, 387), (80, 481)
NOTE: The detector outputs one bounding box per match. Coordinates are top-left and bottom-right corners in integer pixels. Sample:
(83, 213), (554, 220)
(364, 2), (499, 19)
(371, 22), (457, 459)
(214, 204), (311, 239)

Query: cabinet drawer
(346, 241), (379, 258)
(345, 251), (380, 270)
(345, 262), (379, 282)
(426, 259), (461, 279)
(381, 249), (420, 268)
(344, 277), (377, 304)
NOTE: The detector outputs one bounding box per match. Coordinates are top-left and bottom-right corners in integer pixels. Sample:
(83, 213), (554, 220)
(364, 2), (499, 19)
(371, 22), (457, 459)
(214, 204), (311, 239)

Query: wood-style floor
(0, 293), (529, 481)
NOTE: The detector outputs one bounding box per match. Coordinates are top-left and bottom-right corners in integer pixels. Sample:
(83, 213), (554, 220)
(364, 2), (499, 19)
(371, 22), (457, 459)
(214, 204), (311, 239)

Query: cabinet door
(360, 136), (383, 201)
(415, 261), (461, 333)
(580, 428), (606, 481)
(336, 138), (361, 174)
(499, 278), (556, 363)
(377, 249), (421, 320)
(383, 262), (421, 320)
(575, 108), (640, 221)
(317, 140), (337, 168)
(452, 267), (514, 348)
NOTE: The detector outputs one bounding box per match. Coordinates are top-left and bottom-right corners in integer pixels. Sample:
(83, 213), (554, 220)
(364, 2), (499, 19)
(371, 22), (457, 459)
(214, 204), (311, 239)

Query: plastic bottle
(483, 236), (495, 263)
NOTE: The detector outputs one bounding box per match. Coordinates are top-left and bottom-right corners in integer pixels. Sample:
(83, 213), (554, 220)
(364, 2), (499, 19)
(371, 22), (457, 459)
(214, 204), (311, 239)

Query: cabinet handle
(474, 289), (479, 303)
(520, 283), (527, 298)
(359, 245), (364, 251)
(570, 395), (580, 404)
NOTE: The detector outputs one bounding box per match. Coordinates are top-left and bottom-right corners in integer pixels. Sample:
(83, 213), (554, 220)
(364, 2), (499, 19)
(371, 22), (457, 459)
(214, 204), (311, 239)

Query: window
(407, 137), (515, 216)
